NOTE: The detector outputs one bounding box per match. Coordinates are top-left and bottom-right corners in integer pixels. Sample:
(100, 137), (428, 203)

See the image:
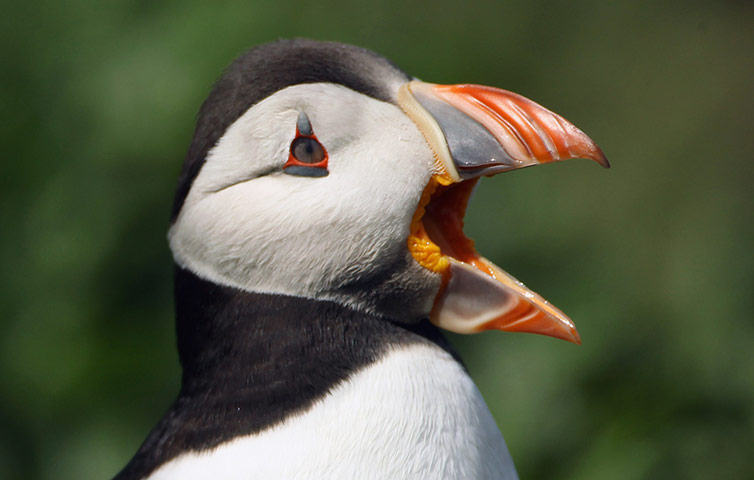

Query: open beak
(398, 81), (608, 344)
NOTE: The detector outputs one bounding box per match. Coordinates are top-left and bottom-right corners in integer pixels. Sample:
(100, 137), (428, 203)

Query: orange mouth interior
(407, 175), (581, 343)
(407, 176), (495, 277)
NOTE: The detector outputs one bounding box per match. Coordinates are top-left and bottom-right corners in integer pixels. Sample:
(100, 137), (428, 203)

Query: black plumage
(114, 267), (457, 480)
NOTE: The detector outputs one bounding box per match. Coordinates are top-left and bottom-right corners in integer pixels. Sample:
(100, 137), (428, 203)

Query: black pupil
(291, 137), (325, 164)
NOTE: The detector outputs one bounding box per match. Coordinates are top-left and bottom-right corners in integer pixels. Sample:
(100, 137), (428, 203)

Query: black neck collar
(114, 266), (456, 480)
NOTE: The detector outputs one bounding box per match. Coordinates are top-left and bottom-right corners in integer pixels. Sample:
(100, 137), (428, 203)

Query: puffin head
(168, 39), (607, 342)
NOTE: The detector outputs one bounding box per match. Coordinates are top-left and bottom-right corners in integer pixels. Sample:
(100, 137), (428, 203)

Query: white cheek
(170, 83), (437, 301)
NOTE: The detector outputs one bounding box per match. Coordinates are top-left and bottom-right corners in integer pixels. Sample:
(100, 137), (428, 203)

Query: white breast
(146, 344), (517, 480)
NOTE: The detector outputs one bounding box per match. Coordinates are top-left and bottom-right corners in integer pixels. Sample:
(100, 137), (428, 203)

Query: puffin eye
(291, 137), (326, 164)
(283, 112), (329, 177)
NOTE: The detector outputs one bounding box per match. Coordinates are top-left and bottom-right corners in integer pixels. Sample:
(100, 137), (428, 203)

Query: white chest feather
(146, 344), (517, 480)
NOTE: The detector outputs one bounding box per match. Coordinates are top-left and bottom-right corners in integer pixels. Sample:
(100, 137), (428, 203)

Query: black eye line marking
(214, 110), (330, 192)
(209, 165), (279, 194)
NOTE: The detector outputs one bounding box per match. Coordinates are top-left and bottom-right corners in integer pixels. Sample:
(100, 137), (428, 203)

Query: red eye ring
(283, 112), (328, 177)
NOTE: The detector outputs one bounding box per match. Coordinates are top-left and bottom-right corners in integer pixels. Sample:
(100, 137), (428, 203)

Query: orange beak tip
(594, 149), (610, 169)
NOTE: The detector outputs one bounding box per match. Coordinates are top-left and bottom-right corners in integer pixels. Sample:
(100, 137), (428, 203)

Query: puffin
(113, 39), (608, 480)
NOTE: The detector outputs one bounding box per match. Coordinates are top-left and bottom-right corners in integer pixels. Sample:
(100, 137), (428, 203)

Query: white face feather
(169, 83), (442, 319)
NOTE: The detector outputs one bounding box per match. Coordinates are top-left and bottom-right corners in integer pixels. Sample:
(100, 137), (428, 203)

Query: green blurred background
(2, 0), (752, 478)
